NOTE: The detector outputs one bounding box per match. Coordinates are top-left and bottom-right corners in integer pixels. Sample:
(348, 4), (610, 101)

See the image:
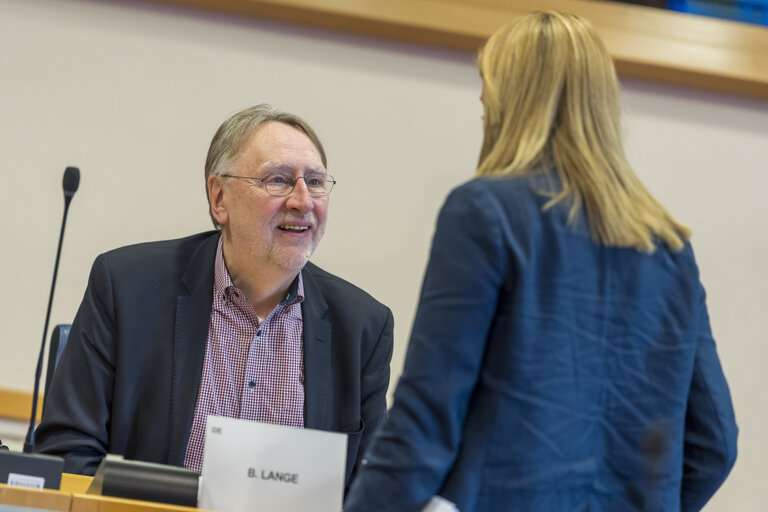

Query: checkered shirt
(182, 237), (305, 472)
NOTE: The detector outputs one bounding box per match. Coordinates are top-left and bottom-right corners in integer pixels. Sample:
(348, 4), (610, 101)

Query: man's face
(213, 121), (328, 272)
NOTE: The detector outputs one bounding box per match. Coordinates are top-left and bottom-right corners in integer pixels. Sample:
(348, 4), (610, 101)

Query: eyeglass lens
(265, 174), (334, 197)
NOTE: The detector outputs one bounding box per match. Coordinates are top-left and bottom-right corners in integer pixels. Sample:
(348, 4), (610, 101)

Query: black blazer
(35, 231), (394, 487)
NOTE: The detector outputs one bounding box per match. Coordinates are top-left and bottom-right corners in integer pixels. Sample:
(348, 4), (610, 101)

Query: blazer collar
(169, 232), (219, 465)
(301, 262), (334, 430)
(181, 232), (220, 294)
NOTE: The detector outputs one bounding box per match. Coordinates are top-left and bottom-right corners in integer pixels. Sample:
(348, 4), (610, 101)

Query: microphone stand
(0, 167), (79, 491)
(23, 166), (79, 454)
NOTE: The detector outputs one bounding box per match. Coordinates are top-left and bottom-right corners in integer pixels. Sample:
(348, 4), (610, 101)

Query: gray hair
(204, 104), (327, 228)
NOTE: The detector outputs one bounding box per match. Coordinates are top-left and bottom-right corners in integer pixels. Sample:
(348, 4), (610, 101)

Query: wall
(1, 0), (766, 509)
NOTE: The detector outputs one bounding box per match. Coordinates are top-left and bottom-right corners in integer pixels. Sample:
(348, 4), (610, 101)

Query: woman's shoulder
(446, 173), (551, 218)
(450, 174), (541, 201)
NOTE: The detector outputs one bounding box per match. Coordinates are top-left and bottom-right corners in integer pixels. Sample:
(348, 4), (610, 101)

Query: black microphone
(23, 166), (80, 454)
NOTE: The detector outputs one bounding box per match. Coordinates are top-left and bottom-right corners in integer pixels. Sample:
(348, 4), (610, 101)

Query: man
(35, 105), (394, 488)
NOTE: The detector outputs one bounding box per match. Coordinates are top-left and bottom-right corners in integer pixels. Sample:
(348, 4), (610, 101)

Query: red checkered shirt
(182, 237), (305, 472)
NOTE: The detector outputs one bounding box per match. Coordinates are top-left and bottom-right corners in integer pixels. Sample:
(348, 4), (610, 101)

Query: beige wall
(1, 0), (766, 509)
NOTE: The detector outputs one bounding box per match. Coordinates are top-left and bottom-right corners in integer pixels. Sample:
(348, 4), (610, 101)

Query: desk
(61, 474), (91, 494)
(1, 474), (214, 512)
(0, 483), (70, 511)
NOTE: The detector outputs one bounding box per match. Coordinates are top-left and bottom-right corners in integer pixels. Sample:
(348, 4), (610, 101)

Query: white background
(1, 0), (766, 509)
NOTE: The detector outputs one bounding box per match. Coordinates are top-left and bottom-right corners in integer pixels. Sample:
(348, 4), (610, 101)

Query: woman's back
(429, 175), (734, 511)
(345, 174), (736, 512)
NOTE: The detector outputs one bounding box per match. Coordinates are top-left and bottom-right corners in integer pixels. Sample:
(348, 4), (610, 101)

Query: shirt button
(256, 330), (262, 337)
(248, 381), (256, 389)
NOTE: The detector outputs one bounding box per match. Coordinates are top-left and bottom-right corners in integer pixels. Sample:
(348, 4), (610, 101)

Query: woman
(344, 10), (737, 512)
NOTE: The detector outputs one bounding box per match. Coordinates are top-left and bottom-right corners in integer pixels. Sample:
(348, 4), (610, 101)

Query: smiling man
(35, 105), (394, 490)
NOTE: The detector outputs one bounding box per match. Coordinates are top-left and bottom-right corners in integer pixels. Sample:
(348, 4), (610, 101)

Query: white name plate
(7, 472), (45, 489)
(199, 416), (347, 512)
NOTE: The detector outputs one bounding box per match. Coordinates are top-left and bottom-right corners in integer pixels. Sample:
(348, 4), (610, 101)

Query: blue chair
(42, 324), (71, 412)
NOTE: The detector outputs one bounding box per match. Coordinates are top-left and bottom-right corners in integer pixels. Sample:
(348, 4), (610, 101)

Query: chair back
(43, 324), (71, 412)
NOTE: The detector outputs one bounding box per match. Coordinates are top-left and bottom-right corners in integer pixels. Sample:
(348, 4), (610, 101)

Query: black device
(23, 166), (80, 454)
(87, 457), (200, 507)
(0, 451), (64, 489)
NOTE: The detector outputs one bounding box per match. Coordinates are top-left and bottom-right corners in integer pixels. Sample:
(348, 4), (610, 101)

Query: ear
(207, 175), (229, 226)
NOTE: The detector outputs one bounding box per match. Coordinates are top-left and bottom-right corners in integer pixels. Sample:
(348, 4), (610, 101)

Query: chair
(42, 324), (71, 411)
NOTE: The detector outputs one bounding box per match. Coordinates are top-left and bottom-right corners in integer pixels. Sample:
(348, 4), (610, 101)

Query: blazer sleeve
(34, 253), (118, 475)
(681, 289), (738, 511)
(345, 183), (510, 512)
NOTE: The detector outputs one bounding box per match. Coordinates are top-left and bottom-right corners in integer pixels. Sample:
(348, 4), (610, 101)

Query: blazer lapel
(301, 264), (334, 430)
(168, 233), (218, 465)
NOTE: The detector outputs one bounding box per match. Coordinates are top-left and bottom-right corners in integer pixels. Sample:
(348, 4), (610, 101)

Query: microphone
(23, 166), (80, 454)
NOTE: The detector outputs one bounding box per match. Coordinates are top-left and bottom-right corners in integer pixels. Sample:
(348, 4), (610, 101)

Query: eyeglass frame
(220, 172), (336, 197)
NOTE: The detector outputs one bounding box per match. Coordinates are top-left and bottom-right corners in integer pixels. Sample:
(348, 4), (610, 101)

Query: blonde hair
(477, 10), (689, 252)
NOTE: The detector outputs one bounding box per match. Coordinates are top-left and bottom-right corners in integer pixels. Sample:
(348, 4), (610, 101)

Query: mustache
(276, 215), (316, 228)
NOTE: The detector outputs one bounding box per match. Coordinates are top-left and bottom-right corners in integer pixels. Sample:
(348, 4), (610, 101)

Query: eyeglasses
(221, 172), (336, 197)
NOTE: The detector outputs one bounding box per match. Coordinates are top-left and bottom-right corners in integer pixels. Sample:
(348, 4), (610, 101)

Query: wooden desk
(70, 492), (206, 512)
(61, 473), (92, 494)
(0, 482), (71, 511)
(1, 474), (214, 512)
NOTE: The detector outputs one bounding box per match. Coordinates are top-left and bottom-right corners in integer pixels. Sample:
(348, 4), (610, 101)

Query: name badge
(199, 415), (347, 512)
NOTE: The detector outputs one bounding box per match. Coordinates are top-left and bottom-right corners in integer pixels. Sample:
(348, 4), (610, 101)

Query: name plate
(199, 416), (347, 512)
(7, 472), (45, 489)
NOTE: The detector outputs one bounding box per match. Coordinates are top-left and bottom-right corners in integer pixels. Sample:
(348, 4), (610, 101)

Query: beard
(261, 221), (326, 271)
(224, 209), (327, 274)
(268, 244), (313, 270)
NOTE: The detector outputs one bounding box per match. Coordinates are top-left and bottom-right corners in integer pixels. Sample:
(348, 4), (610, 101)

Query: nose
(285, 177), (314, 214)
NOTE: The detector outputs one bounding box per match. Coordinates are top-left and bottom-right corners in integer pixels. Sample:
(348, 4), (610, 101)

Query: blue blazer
(35, 231), (393, 488)
(345, 176), (737, 512)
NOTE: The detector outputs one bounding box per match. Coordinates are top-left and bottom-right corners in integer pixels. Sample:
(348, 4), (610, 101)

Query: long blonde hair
(477, 10), (689, 252)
